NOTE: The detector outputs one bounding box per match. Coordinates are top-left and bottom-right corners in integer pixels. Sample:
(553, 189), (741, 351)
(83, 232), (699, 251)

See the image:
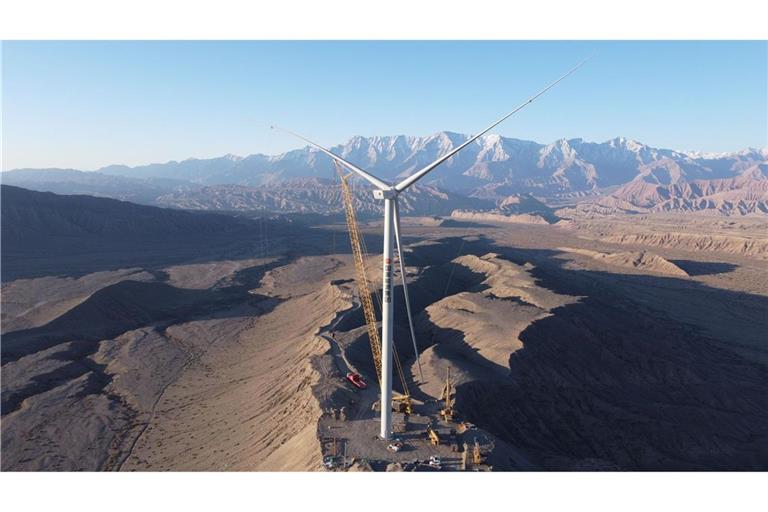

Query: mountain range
(4, 133), (767, 216)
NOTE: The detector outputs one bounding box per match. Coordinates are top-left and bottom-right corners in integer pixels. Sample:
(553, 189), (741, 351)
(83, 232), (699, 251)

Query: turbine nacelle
(372, 188), (398, 200)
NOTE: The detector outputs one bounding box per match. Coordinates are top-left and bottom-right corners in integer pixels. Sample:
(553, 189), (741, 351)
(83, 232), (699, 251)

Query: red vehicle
(346, 372), (367, 389)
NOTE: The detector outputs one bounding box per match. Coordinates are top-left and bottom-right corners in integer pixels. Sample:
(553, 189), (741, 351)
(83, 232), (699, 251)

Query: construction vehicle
(426, 426), (440, 446)
(336, 163), (415, 416)
(473, 439), (483, 465)
(346, 372), (367, 389)
(391, 394), (413, 414)
(439, 367), (455, 422)
(456, 422), (471, 434)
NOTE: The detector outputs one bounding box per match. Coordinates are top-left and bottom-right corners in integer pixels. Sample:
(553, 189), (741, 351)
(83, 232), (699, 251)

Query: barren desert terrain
(2, 187), (767, 470)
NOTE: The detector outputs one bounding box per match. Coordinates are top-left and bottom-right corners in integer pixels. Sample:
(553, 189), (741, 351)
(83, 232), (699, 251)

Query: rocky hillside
(569, 162), (768, 216)
(451, 193), (559, 224)
(0, 185), (248, 242)
(1, 168), (193, 205)
(0, 185), (277, 281)
(154, 177), (492, 216)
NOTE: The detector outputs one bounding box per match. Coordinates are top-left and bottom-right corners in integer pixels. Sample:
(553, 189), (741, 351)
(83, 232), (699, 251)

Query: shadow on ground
(670, 259), (739, 276)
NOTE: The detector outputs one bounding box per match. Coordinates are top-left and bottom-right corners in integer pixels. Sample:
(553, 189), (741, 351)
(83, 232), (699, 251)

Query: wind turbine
(274, 60), (587, 440)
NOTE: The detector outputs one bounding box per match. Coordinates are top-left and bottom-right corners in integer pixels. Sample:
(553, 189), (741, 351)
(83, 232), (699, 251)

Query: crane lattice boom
(337, 166), (383, 385)
(336, 163), (411, 401)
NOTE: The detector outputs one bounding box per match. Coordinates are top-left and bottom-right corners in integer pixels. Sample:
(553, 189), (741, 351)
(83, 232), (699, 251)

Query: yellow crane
(336, 163), (413, 415)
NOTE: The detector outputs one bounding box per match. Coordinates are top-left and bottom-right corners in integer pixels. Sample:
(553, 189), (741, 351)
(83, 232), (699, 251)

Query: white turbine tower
(275, 60), (587, 440)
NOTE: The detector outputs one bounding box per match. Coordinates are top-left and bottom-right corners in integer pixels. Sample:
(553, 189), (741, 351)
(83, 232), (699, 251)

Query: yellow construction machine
(427, 426), (441, 446)
(473, 439), (483, 465)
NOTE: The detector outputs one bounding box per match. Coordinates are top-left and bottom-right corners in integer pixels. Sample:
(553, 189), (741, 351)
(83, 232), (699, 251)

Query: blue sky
(2, 40), (766, 170)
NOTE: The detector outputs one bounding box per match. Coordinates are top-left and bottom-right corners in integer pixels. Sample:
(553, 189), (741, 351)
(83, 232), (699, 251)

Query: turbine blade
(272, 125), (390, 190)
(393, 199), (424, 382)
(394, 58), (590, 192)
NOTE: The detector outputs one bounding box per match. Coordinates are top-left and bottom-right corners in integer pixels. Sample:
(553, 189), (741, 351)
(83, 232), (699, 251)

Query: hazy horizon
(3, 130), (767, 174)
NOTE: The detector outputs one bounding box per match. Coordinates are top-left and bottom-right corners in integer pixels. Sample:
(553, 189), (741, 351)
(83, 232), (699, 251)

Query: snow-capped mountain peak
(7, 133), (766, 216)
